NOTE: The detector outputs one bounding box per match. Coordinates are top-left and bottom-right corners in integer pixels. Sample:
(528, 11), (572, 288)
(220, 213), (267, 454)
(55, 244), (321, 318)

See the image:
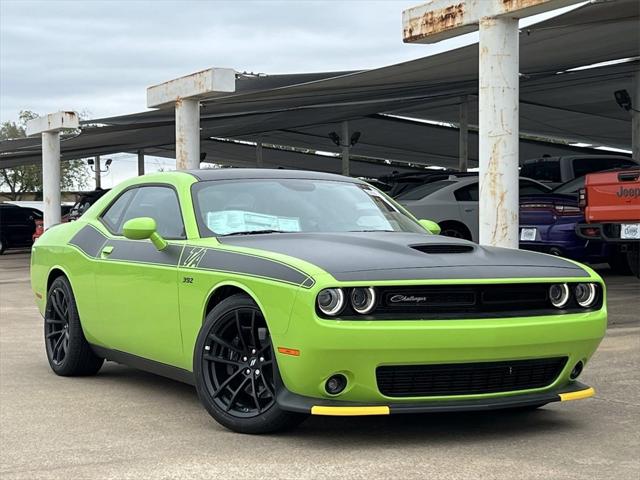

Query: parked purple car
(519, 177), (619, 268)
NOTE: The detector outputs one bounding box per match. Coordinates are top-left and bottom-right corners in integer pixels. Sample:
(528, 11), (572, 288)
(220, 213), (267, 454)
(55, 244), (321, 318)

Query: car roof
(185, 168), (364, 183)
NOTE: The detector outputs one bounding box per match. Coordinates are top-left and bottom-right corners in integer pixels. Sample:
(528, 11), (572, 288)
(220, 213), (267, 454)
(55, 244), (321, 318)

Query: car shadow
(93, 363), (579, 445)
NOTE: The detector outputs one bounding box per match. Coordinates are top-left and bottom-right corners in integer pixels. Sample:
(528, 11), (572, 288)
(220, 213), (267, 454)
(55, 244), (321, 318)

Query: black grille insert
(376, 357), (568, 397)
(411, 244), (474, 254)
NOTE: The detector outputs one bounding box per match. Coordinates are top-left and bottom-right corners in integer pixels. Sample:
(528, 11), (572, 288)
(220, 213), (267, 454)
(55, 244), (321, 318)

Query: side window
(571, 158), (636, 178)
(101, 189), (137, 233)
(101, 186), (185, 239)
(454, 183), (479, 202)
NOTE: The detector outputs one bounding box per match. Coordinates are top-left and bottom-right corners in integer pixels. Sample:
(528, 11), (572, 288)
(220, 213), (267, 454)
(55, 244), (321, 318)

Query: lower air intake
(376, 357), (567, 397)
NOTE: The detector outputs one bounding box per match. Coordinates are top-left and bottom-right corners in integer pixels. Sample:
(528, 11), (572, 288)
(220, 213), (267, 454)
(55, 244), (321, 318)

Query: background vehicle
(32, 189), (110, 242)
(0, 203), (42, 254)
(519, 176), (615, 267)
(576, 168), (640, 276)
(376, 170), (476, 198)
(398, 176), (551, 241)
(519, 155), (638, 188)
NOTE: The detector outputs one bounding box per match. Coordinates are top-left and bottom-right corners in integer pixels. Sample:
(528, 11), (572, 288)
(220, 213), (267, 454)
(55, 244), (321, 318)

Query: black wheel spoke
(212, 367), (243, 398)
(225, 377), (250, 412)
(249, 310), (258, 348)
(204, 354), (242, 367)
(208, 334), (243, 355)
(235, 311), (247, 352)
(45, 318), (64, 325)
(52, 334), (65, 361)
(259, 373), (274, 398)
(249, 376), (261, 410)
(50, 292), (66, 320)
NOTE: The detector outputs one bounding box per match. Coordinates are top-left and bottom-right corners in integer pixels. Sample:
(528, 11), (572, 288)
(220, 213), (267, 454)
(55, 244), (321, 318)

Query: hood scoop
(410, 244), (474, 254)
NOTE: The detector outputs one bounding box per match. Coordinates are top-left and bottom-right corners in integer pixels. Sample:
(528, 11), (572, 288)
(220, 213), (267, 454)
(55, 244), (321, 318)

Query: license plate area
(621, 223), (640, 240)
(520, 227), (537, 241)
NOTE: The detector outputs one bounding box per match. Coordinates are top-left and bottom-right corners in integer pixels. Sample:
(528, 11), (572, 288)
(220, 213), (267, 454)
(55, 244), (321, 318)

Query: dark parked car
(0, 203), (42, 254)
(520, 155), (638, 188)
(519, 176), (626, 270)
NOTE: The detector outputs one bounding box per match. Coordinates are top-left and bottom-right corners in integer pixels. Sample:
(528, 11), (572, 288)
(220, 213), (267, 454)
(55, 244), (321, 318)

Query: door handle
(101, 245), (114, 257)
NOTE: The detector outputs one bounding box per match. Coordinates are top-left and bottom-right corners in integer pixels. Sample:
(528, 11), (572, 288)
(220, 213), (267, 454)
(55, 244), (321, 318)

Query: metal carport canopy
(1, 0), (637, 173)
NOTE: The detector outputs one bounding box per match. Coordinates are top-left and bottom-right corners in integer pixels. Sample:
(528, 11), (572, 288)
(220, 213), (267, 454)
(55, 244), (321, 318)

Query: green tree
(0, 110), (89, 200)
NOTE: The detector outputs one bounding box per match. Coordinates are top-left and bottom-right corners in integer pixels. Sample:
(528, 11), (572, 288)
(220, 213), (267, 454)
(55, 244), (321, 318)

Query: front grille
(360, 283), (600, 319)
(376, 357), (567, 397)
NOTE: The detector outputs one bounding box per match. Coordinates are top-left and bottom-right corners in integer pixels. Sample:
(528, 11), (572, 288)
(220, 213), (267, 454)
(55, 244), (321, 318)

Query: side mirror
(419, 219), (441, 235)
(122, 217), (168, 250)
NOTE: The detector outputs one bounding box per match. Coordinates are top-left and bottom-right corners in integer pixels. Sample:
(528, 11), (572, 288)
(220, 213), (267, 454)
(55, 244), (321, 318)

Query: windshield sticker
(207, 210), (301, 235)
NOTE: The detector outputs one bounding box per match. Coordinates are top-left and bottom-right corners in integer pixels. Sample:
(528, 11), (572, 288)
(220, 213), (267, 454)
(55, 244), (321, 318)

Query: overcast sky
(0, 0), (456, 123)
(0, 0), (575, 187)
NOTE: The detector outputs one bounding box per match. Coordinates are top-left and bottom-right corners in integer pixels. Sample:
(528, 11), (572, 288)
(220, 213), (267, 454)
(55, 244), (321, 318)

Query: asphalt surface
(1, 251), (638, 480)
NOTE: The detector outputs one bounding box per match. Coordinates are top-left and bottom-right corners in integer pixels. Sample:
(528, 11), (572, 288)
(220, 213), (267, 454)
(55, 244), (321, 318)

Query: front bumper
(277, 381), (595, 415)
(271, 278), (607, 407)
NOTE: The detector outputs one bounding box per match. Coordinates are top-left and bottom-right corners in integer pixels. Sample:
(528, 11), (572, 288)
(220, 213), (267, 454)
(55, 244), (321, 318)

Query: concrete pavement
(1, 251), (638, 479)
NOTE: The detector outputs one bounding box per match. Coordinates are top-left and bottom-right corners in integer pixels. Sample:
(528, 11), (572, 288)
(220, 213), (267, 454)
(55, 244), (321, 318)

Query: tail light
(578, 188), (587, 208)
(554, 205), (581, 216)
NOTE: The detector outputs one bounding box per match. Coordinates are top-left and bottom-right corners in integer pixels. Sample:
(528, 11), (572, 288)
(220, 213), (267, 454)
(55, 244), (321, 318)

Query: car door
(453, 181), (479, 241)
(93, 185), (186, 366)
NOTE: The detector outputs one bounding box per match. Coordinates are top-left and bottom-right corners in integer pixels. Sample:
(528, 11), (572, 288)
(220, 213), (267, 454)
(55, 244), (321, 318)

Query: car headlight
(350, 287), (376, 314)
(549, 283), (570, 308)
(317, 288), (345, 316)
(574, 283), (597, 308)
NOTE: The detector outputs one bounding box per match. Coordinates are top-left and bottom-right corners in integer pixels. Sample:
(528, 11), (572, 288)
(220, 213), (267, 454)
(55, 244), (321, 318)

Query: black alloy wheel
(202, 306), (275, 417)
(194, 294), (306, 434)
(44, 276), (103, 376)
(45, 285), (71, 365)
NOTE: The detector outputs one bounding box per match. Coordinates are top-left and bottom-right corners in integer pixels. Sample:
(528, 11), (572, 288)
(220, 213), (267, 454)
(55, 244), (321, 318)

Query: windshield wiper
(221, 229), (290, 236)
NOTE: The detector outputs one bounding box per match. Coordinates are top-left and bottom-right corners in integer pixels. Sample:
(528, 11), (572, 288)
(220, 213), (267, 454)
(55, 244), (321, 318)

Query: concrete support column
(42, 131), (62, 229)
(458, 96), (469, 172)
(26, 111), (79, 230)
(341, 120), (350, 176)
(94, 156), (101, 189)
(147, 68), (236, 172)
(478, 17), (520, 249)
(175, 98), (201, 170)
(137, 150), (145, 176)
(633, 70), (640, 161)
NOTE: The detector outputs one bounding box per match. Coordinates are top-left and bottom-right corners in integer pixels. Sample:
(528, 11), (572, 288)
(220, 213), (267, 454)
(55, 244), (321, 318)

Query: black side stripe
(68, 225), (314, 288)
(180, 245), (314, 288)
(106, 240), (183, 266)
(68, 224), (108, 258)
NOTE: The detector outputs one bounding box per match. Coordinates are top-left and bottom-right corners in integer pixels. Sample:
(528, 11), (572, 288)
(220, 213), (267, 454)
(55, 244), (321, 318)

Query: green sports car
(31, 169), (605, 433)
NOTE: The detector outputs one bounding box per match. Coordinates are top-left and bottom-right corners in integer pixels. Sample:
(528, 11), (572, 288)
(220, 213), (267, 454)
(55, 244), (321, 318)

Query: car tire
(627, 248), (639, 277)
(194, 294), (307, 434)
(44, 276), (104, 376)
(0, 237), (5, 255)
(439, 221), (472, 241)
(608, 252), (633, 275)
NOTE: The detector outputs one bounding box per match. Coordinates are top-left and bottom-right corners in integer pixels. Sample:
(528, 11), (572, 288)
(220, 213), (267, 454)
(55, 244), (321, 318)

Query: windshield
(553, 176), (585, 195)
(395, 180), (457, 201)
(192, 179), (425, 236)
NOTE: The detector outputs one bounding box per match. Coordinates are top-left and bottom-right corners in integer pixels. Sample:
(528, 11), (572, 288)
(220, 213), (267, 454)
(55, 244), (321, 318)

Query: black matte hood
(218, 232), (589, 281)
